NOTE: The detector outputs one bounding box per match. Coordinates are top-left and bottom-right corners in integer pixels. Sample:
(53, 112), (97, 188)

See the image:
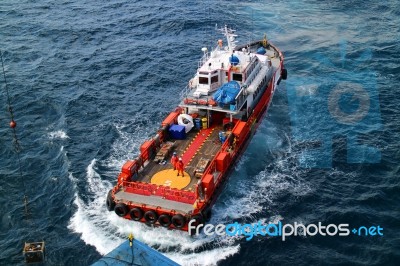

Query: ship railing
(201, 120), (249, 189)
(234, 86), (247, 111)
(243, 63), (262, 89)
(179, 84), (191, 100)
(197, 52), (210, 71)
(121, 181), (197, 204)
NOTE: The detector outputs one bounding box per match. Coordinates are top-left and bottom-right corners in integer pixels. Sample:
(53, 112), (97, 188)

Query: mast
(222, 25), (238, 52)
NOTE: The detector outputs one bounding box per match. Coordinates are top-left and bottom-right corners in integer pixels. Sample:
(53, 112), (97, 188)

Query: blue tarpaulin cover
(169, 124), (186, 140)
(213, 81), (241, 105)
(257, 47), (266, 54)
(229, 54), (240, 66)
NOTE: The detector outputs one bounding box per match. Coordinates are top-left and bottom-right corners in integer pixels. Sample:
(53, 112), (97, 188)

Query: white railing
(234, 87), (247, 111)
(180, 84), (191, 100)
(198, 53), (210, 71)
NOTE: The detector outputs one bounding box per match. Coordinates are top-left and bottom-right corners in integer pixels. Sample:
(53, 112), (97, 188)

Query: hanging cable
(2, 50), (46, 264)
(1, 49), (28, 216)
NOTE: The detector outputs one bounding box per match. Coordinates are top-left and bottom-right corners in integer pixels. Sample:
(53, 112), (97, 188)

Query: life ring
(114, 203), (128, 217)
(106, 190), (115, 211)
(171, 214), (186, 229)
(144, 210), (158, 224)
(129, 207), (144, 221)
(158, 214), (172, 227)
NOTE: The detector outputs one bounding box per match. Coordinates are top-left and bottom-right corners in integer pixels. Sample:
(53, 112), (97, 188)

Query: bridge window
(211, 75), (218, 84)
(199, 76), (209, 84)
(232, 73), (242, 82)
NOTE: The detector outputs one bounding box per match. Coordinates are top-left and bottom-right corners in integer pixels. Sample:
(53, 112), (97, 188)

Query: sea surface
(1, 1), (399, 265)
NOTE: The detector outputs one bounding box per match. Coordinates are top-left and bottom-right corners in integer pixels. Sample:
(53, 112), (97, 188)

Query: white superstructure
(180, 25), (282, 121)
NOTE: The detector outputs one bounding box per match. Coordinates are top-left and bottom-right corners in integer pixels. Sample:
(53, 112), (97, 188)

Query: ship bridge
(179, 50), (276, 121)
(179, 26), (278, 120)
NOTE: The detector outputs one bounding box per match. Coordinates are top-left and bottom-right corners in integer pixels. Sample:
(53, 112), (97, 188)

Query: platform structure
(23, 241), (45, 264)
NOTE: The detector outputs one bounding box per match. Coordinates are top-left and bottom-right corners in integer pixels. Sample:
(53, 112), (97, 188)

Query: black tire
(281, 68), (288, 80)
(114, 203), (128, 217)
(144, 210), (158, 224)
(223, 122), (234, 131)
(158, 214), (172, 227)
(171, 214), (186, 229)
(129, 207), (144, 221)
(106, 190), (115, 211)
(188, 214), (204, 235)
(201, 208), (212, 222)
(191, 214), (204, 226)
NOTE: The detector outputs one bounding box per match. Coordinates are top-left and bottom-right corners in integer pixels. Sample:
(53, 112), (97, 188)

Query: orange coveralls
(177, 160), (184, 177)
(170, 155), (178, 170)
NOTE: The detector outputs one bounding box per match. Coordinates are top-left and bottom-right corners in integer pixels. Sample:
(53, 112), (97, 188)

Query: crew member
(177, 157), (184, 177)
(170, 152), (178, 170)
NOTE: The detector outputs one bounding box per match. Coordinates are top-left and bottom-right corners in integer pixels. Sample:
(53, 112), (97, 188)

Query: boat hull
(106, 38), (286, 232)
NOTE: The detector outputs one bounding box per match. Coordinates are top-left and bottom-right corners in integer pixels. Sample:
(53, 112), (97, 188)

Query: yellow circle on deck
(151, 169), (190, 189)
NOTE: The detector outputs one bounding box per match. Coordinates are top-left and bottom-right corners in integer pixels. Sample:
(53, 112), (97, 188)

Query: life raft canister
(144, 210), (158, 224)
(129, 207), (144, 221)
(114, 203), (128, 217)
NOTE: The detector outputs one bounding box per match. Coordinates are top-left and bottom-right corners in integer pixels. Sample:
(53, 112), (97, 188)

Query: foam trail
(168, 245), (240, 266)
(48, 130), (69, 139)
(67, 140), (241, 264)
(67, 119), (307, 265)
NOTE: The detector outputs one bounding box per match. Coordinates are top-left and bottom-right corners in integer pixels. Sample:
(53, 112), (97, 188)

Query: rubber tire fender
(171, 214), (186, 229)
(188, 214), (204, 236)
(281, 68), (288, 80)
(158, 214), (172, 227)
(114, 203), (128, 217)
(106, 190), (115, 211)
(201, 208), (212, 222)
(191, 214), (204, 225)
(129, 207), (144, 221)
(144, 210), (158, 224)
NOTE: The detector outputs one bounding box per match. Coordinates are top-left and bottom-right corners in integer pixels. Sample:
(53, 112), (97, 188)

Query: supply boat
(106, 26), (287, 233)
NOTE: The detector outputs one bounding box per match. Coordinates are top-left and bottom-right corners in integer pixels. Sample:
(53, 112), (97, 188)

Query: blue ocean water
(1, 0), (399, 265)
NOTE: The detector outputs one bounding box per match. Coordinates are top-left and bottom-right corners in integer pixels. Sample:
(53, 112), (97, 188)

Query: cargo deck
(117, 125), (223, 196)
